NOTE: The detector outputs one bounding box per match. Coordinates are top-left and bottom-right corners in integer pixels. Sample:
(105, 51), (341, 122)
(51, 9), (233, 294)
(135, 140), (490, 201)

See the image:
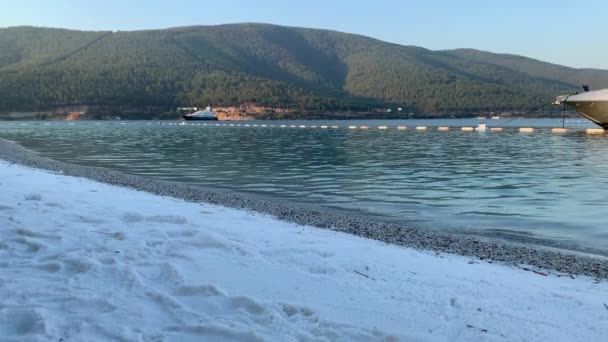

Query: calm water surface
(2, 118), (608, 255)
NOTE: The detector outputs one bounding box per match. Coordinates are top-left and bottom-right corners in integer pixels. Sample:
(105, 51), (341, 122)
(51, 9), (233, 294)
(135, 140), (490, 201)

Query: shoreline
(3, 158), (607, 340)
(1, 137), (607, 279)
(0, 115), (583, 121)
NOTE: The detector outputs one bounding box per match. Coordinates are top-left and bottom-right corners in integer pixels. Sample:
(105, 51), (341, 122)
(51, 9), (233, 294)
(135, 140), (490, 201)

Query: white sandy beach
(0, 160), (607, 341)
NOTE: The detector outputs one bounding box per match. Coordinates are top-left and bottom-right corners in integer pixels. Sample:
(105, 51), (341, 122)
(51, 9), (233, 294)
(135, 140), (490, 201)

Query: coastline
(3, 159), (608, 340)
(1, 137), (608, 279)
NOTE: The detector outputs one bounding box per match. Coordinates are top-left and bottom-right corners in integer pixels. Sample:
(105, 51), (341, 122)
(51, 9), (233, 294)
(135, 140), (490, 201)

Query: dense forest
(1, 23), (608, 116)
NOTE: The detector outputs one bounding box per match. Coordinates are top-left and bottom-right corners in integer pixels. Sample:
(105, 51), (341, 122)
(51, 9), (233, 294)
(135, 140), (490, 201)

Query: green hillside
(0, 24), (606, 115)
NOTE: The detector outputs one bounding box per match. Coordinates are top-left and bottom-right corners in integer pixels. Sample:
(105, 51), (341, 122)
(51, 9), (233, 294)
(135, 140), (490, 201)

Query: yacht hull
(182, 115), (219, 121)
(559, 89), (608, 129)
(566, 101), (608, 129)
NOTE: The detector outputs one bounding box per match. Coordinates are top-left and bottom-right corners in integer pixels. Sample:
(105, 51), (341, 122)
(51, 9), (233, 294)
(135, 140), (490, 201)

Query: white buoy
(490, 127), (502, 132)
(586, 128), (605, 134)
(519, 127), (534, 133)
(461, 127), (474, 131)
(416, 126), (427, 130)
(438, 126), (449, 131)
(551, 128), (567, 133)
(378, 126), (388, 130)
(397, 126), (407, 130)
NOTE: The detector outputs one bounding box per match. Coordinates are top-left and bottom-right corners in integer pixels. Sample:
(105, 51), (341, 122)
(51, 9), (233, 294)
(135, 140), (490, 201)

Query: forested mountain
(1, 24), (607, 115)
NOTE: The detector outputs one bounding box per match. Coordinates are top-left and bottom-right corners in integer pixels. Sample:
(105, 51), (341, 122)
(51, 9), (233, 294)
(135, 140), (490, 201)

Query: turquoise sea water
(2, 118), (608, 255)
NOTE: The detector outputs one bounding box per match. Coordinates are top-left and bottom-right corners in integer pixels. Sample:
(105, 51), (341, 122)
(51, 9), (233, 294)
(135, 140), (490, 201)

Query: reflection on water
(2, 119), (608, 255)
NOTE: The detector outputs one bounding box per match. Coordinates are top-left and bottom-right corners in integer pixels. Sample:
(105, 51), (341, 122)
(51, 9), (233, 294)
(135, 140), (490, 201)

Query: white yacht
(182, 106), (218, 121)
(556, 87), (608, 129)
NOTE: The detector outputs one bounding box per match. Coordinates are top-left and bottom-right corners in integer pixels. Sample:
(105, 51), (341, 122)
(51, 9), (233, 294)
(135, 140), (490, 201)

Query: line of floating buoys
(168, 123), (608, 136)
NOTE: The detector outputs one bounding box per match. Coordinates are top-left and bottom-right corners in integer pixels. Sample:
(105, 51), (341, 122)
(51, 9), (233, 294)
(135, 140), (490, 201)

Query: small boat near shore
(182, 106), (218, 121)
(556, 87), (608, 129)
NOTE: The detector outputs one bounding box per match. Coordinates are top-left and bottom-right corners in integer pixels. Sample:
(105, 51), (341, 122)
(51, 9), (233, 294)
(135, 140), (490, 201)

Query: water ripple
(2, 119), (608, 254)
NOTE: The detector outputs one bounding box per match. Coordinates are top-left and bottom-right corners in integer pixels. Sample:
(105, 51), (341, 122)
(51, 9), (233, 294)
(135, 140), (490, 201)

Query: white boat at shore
(182, 106), (218, 121)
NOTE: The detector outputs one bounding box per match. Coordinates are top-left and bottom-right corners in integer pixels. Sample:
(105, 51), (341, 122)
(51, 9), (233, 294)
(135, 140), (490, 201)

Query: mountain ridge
(1, 23), (607, 116)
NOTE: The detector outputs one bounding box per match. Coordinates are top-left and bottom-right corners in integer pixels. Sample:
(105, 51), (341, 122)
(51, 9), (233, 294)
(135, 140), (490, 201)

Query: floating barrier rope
(160, 122), (605, 133)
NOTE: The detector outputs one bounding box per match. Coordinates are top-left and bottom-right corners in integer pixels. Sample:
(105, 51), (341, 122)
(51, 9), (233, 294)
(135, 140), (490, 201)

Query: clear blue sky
(2, 0), (607, 69)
